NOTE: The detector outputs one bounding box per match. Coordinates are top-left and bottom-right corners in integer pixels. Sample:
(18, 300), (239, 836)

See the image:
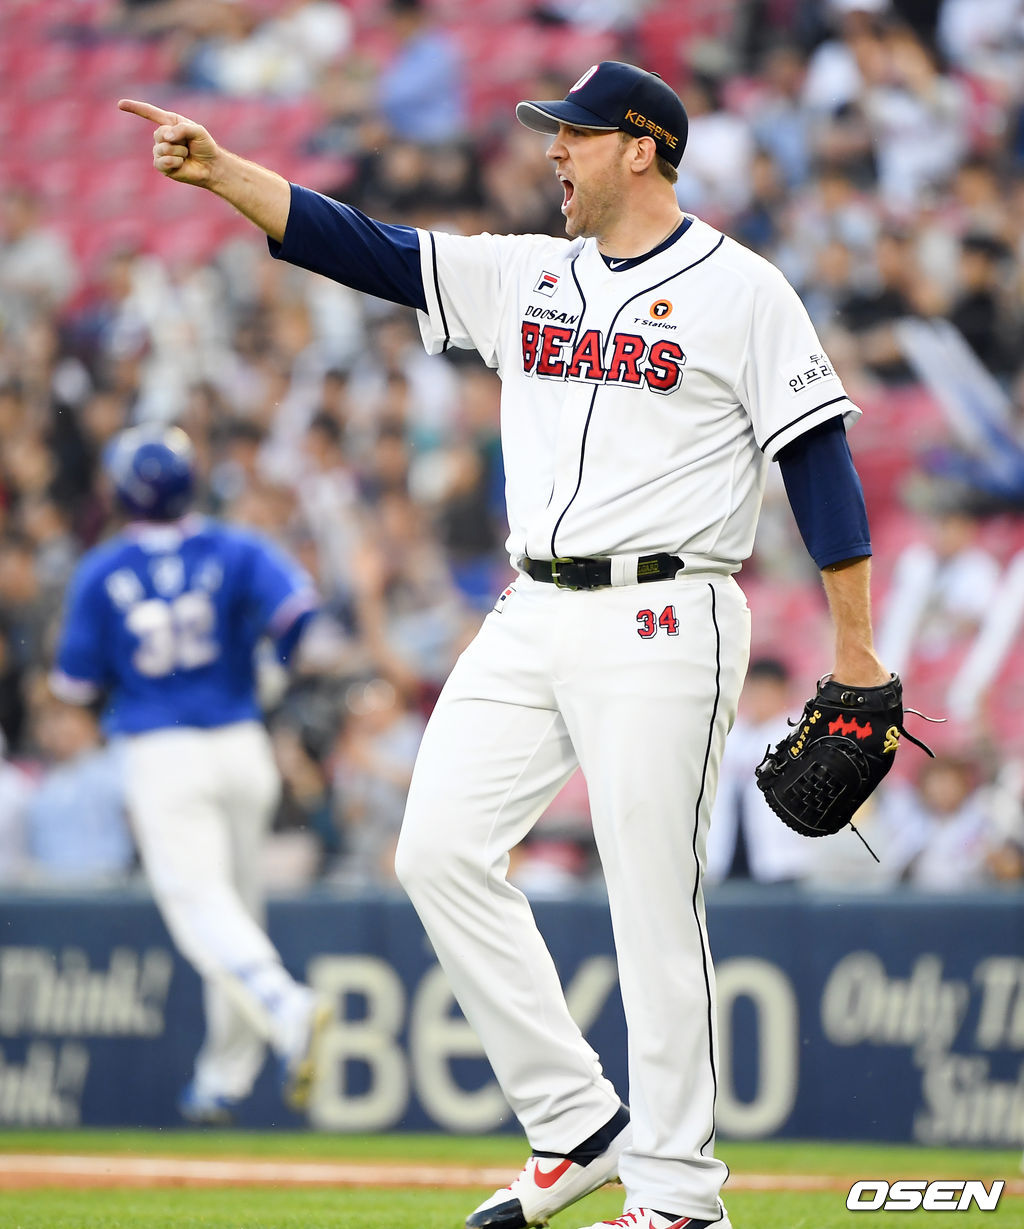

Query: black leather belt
(521, 553), (684, 590)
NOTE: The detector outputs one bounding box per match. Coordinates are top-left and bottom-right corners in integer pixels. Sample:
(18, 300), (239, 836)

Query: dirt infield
(0, 1155), (517, 1191)
(1, 1154), (1022, 1195)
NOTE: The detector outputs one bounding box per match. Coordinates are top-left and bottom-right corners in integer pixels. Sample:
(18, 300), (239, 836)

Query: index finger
(118, 98), (175, 125)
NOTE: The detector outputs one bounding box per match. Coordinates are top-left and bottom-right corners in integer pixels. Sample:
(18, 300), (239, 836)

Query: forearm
(821, 556), (889, 686)
(119, 99), (426, 302)
(206, 149), (291, 243)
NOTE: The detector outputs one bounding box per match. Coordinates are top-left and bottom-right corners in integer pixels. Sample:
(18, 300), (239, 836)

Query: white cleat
(465, 1108), (631, 1229)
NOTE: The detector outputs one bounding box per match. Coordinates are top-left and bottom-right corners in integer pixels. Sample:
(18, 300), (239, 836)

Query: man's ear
(630, 135), (658, 174)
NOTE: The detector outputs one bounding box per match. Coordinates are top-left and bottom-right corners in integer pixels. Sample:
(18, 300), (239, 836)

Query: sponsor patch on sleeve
(781, 351), (838, 395)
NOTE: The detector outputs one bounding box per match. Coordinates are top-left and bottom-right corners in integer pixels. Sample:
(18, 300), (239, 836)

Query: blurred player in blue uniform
(50, 424), (329, 1123)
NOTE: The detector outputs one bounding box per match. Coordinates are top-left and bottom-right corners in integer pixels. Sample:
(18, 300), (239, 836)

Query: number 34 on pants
(635, 604), (679, 638)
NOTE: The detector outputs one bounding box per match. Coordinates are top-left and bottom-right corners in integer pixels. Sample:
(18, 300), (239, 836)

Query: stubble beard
(563, 162), (625, 242)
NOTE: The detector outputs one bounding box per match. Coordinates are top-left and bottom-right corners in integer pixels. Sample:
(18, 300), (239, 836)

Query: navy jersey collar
(599, 216), (693, 273)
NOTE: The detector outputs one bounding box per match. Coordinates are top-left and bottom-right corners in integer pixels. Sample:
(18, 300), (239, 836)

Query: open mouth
(559, 176), (574, 210)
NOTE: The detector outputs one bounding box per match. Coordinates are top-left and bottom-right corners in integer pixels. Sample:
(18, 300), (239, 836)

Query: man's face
(546, 125), (631, 240)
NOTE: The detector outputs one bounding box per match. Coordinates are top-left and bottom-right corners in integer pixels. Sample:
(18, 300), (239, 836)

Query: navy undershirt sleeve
(777, 417), (872, 570)
(268, 184), (427, 311)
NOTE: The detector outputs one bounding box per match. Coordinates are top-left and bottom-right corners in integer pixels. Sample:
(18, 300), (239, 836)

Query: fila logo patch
(535, 271), (560, 296)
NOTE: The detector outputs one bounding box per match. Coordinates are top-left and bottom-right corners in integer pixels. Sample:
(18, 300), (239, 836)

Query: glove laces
(848, 705), (946, 862)
(899, 706), (945, 757)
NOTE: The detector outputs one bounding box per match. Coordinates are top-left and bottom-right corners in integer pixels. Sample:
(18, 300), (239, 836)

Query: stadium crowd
(2, 0), (1024, 894)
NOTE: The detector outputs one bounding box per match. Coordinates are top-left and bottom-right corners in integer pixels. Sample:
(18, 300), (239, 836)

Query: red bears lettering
(606, 334), (646, 385)
(521, 322), (540, 373)
(566, 329), (605, 381)
(646, 340), (686, 393)
(535, 326), (575, 377)
(521, 324), (685, 393)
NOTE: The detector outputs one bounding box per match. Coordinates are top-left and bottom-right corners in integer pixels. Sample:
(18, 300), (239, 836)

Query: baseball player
(120, 60), (889, 1227)
(50, 425), (328, 1125)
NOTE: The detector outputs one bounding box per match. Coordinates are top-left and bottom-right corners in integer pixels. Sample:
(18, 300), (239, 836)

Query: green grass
(724, 1139), (1018, 1181)
(0, 1186), (484, 1229)
(1, 1184), (1019, 1229)
(0, 1129), (526, 1164)
(0, 1133), (1019, 1228)
(1, 1131), (1017, 1177)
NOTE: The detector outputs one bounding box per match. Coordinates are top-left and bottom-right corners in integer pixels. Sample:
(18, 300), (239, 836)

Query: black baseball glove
(754, 673), (933, 838)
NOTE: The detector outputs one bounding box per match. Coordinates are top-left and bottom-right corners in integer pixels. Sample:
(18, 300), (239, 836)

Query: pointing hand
(118, 98), (219, 187)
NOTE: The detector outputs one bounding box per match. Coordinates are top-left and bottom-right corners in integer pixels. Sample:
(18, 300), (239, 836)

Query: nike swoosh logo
(609, 259), (627, 269)
(533, 1158), (573, 1188)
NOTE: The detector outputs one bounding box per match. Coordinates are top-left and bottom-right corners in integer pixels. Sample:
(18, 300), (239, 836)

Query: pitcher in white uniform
(119, 60), (891, 1229)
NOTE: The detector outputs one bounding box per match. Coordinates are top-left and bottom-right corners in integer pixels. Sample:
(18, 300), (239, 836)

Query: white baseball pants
(122, 720), (311, 1100)
(396, 571), (749, 1219)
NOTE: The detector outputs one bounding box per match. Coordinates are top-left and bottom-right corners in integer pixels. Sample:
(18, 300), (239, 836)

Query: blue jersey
(52, 517), (317, 735)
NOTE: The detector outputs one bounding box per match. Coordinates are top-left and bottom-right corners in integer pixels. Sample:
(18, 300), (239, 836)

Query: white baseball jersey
(416, 218), (859, 568)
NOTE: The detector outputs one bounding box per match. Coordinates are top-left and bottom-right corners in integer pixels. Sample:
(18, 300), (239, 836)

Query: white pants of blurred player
(396, 571), (749, 1221)
(122, 720), (313, 1101)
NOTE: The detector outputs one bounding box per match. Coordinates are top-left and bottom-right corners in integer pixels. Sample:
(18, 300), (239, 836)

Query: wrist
(831, 648), (889, 687)
(202, 149), (234, 195)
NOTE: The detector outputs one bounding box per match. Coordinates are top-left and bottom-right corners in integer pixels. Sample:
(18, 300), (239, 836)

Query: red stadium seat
(141, 208), (248, 270)
(536, 26), (620, 77)
(5, 41), (81, 99)
(264, 98), (329, 147)
(77, 39), (177, 99)
(985, 645), (1024, 755)
(23, 155), (85, 213)
(634, 1), (738, 82)
(59, 211), (150, 282)
(431, 0), (533, 22)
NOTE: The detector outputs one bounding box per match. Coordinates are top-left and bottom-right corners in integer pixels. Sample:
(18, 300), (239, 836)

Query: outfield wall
(1, 887), (1022, 1146)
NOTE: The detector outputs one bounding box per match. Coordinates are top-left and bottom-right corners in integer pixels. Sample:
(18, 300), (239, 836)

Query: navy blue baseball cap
(516, 61), (688, 167)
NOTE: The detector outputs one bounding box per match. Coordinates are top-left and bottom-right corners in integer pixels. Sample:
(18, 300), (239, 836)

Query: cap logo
(569, 65), (599, 93)
(624, 109), (678, 150)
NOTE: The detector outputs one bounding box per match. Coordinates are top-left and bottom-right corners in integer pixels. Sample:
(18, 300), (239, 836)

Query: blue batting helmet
(106, 424), (196, 521)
